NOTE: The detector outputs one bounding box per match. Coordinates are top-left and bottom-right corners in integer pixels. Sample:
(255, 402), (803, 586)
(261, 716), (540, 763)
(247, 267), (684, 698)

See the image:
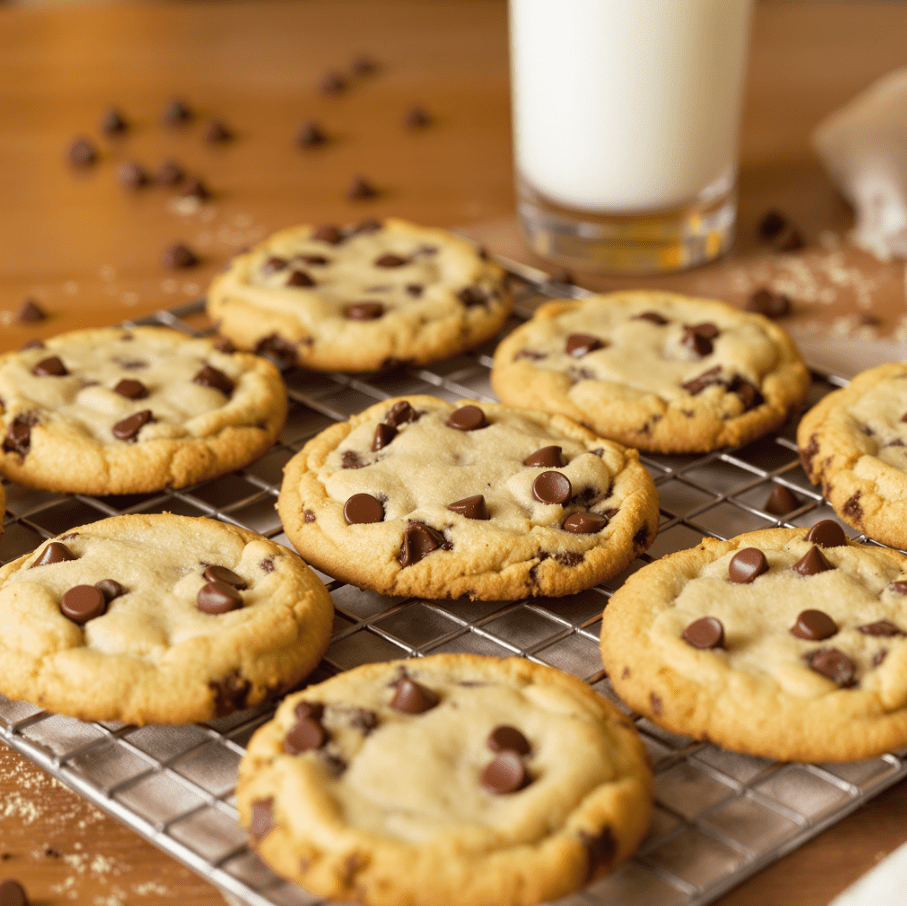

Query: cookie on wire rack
(237, 654), (653, 906)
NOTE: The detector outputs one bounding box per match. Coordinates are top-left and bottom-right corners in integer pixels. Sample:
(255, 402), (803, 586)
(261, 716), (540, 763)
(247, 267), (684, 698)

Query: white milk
(510, 0), (754, 214)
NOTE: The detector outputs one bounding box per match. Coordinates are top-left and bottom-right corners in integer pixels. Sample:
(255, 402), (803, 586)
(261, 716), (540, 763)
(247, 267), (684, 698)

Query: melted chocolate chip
(384, 401), (418, 428)
(792, 545), (835, 576)
(374, 253), (408, 268)
(372, 423), (397, 451)
(532, 471), (572, 505)
(286, 269), (316, 288)
(633, 311), (669, 325)
(857, 620), (904, 637)
(682, 616), (725, 649)
(4, 414), (39, 456)
(728, 548), (768, 584)
(447, 405), (488, 431)
(16, 299), (47, 323)
(114, 378), (148, 400)
(341, 450), (364, 469)
(345, 301), (384, 320)
(197, 581), (243, 614)
(804, 648), (856, 687)
(745, 287), (792, 319)
(391, 676), (439, 713)
(805, 520), (847, 548)
(193, 364), (235, 395)
(249, 798), (275, 840)
(344, 493), (384, 525)
(487, 725), (530, 755)
(563, 511), (608, 534)
(92, 579), (125, 604)
(447, 495), (490, 520)
(32, 356), (68, 377)
(457, 286), (488, 308)
(399, 522), (446, 567)
(580, 827), (617, 881)
(203, 566), (246, 589)
(284, 715), (327, 754)
(681, 324), (716, 357)
(791, 609), (838, 641)
(566, 334), (605, 358)
(255, 334), (298, 365)
(60, 585), (107, 625)
(888, 581), (907, 595)
(681, 365), (723, 395)
(765, 485), (799, 515)
(162, 243), (199, 269)
(112, 409), (152, 442)
(523, 446), (565, 468)
(296, 120), (329, 148)
(31, 542), (77, 568)
(481, 750), (528, 794)
(730, 377), (764, 411)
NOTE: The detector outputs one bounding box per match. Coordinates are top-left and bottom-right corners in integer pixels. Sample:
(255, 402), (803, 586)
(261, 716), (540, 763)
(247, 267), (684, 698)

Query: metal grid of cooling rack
(1, 267), (905, 906)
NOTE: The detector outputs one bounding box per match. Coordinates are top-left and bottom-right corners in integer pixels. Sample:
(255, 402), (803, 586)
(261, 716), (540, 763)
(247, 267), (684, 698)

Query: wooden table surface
(1, 1), (906, 904)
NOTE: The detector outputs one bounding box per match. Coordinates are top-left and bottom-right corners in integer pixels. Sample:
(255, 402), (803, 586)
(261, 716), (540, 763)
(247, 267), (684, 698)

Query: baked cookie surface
(237, 654), (653, 906)
(798, 362), (907, 549)
(0, 514), (333, 725)
(600, 520), (907, 761)
(491, 290), (810, 454)
(206, 217), (512, 372)
(277, 395), (659, 600)
(0, 326), (287, 494)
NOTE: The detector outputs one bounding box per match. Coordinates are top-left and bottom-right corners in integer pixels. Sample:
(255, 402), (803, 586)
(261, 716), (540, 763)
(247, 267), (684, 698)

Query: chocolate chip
(341, 450), (364, 469)
(296, 120), (329, 148)
(204, 119), (234, 143)
(532, 471), (572, 505)
(563, 511), (608, 534)
(19, 339), (45, 350)
(888, 581), (907, 595)
(805, 520), (847, 548)
(730, 377), (764, 410)
(354, 218), (383, 235)
(179, 178), (212, 202)
(792, 545), (834, 576)
(385, 400), (418, 427)
(391, 676), (439, 713)
(375, 253), (408, 268)
(192, 364), (234, 396)
(345, 301), (384, 320)
(17, 299), (47, 323)
(804, 648), (856, 687)
(284, 715), (327, 754)
(633, 311), (669, 325)
(197, 580), (243, 614)
(481, 750), (528, 794)
(162, 98), (193, 125)
(203, 565), (247, 589)
(765, 485), (799, 515)
(447, 405), (488, 431)
(101, 107), (129, 135)
(681, 366), (723, 395)
(681, 324), (716, 357)
(157, 159), (186, 185)
(67, 137), (98, 166)
(344, 493), (384, 525)
(523, 446), (565, 468)
(249, 798), (275, 840)
(405, 284), (423, 297)
(791, 609), (838, 640)
(255, 334), (297, 365)
(286, 269), (316, 287)
(32, 355), (68, 377)
(348, 176), (379, 200)
(843, 492), (863, 521)
(399, 522), (445, 567)
(31, 542), (77, 567)
(118, 161), (151, 189)
(457, 286), (488, 308)
(580, 827), (617, 881)
(94, 579), (126, 602)
(296, 254), (330, 266)
(114, 378), (148, 400)
(682, 616), (725, 649)
(372, 423), (397, 451)
(351, 54), (379, 76)
(320, 70), (347, 94)
(447, 495), (490, 520)
(728, 547), (769, 584)
(162, 243), (199, 269)
(0, 878), (29, 906)
(566, 334), (605, 358)
(487, 725), (530, 755)
(60, 585), (107, 625)
(757, 210), (805, 252)
(112, 409), (152, 442)
(313, 224), (345, 245)
(744, 287), (792, 318)
(857, 620), (904, 637)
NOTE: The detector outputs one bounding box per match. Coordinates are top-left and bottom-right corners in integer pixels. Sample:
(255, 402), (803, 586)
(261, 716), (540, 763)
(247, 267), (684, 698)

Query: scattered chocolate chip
(375, 253), (408, 268)
(17, 299), (47, 323)
(532, 471), (572, 505)
(345, 301), (384, 320)
(341, 450), (364, 469)
(193, 364), (235, 395)
(563, 511), (608, 534)
(179, 177), (212, 202)
(296, 120), (329, 148)
(4, 414), (38, 456)
(295, 700), (324, 722)
(60, 585), (107, 625)
(385, 400), (418, 427)
(348, 176), (379, 200)
(791, 609), (838, 641)
(633, 311), (669, 325)
(857, 620), (904, 637)
(118, 161), (151, 189)
(730, 377), (764, 410)
(581, 827), (617, 881)
(162, 98), (193, 125)
(197, 580), (243, 614)
(112, 409), (152, 442)
(447, 495), (490, 520)
(524, 446), (565, 468)
(804, 648), (856, 687)
(0, 878), (29, 906)
(481, 750), (528, 794)
(101, 107), (129, 135)
(681, 324), (717, 357)
(447, 405), (488, 431)
(565, 334), (605, 358)
(32, 356), (68, 377)
(31, 542), (77, 568)
(203, 565), (246, 589)
(114, 378), (148, 400)
(320, 70), (347, 94)
(457, 286), (489, 308)
(391, 676), (439, 713)
(204, 119), (234, 143)
(157, 159), (186, 186)
(255, 333), (298, 365)
(67, 136), (98, 166)
(286, 269), (316, 287)
(344, 493), (384, 525)
(372, 423), (397, 451)
(312, 224), (344, 245)
(805, 520), (848, 548)
(682, 616), (725, 649)
(487, 725), (530, 755)
(284, 714), (327, 754)
(792, 545), (834, 577)
(296, 253), (330, 266)
(162, 243), (199, 269)
(681, 365), (723, 395)
(744, 287), (792, 318)
(757, 210), (805, 252)
(765, 485), (799, 515)
(404, 105), (432, 128)
(843, 492), (863, 521)
(399, 522), (446, 567)
(728, 547), (769, 584)
(249, 798), (275, 840)
(94, 579), (126, 602)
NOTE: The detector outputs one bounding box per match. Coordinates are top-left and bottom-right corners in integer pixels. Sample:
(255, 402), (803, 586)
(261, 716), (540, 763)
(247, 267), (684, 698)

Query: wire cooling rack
(1, 264), (905, 906)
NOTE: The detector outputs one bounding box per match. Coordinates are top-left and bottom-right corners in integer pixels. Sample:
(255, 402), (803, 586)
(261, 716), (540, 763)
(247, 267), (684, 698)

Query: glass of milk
(510, 0), (754, 274)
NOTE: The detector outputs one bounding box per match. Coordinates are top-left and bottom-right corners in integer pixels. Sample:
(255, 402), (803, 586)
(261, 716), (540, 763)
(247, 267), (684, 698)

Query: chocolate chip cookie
(491, 290), (810, 454)
(206, 217), (512, 372)
(0, 326), (287, 495)
(600, 520), (907, 761)
(0, 514), (333, 724)
(277, 395), (659, 600)
(237, 654), (653, 906)
(798, 362), (907, 549)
